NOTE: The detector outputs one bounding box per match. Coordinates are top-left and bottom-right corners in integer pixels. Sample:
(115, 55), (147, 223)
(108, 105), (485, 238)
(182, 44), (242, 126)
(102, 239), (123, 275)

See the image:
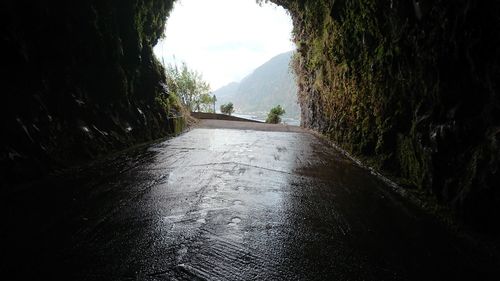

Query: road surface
(1, 120), (496, 280)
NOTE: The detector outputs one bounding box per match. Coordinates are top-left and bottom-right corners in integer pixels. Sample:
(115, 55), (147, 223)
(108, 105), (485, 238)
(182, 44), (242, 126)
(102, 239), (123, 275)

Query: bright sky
(153, 0), (295, 90)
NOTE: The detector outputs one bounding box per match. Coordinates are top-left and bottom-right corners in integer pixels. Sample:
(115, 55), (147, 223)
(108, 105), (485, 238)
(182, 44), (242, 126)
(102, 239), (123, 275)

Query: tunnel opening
(1, 0), (500, 273)
(1, 0), (500, 278)
(153, 0), (300, 125)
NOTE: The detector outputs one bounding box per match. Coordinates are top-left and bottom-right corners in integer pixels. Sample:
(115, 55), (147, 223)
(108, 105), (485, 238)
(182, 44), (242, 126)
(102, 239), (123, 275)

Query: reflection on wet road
(2, 122), (494, 280)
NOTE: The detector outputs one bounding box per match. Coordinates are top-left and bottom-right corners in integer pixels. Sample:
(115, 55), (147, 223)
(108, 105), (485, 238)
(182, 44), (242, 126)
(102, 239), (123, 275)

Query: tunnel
(1, 0), (499, 279)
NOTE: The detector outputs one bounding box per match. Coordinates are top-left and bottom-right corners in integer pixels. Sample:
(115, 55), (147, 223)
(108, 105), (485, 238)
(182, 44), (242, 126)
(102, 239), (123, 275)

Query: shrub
(266, 105), (286, 124)
(220, 103), (235, 116)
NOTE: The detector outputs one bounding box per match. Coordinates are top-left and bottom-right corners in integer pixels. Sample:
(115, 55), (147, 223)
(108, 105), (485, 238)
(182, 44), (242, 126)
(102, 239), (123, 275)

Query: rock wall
(1, 0), (184, 184)
(273, 0), (499, 233)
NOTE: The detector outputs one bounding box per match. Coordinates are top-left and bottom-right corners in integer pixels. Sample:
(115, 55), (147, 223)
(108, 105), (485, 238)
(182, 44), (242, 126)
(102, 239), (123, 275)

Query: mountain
(213, 51), (300, 119)
(213, 82), (239, 106)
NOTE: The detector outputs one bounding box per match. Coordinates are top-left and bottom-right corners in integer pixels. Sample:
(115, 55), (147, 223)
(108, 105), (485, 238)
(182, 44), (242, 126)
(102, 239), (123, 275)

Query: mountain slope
(214, 51), (299, 118)
(213, 82), (239, 106)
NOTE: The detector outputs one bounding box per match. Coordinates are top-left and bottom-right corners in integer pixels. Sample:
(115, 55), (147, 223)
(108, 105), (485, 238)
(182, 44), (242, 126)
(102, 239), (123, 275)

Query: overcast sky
(153, 0), (295, 90)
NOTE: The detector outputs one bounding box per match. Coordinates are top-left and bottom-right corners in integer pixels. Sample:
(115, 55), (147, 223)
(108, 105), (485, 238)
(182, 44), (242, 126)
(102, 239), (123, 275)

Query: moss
(397, 135), (429, 189)
(276, 0), (500, 233)
(172, 116), (186, 135)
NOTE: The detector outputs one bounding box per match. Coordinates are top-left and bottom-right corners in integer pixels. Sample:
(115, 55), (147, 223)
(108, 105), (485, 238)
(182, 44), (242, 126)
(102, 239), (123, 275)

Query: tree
(220, 103), (235, 116)
(164, 62), (212, 112)
(266, 105), (286, 124)
(199, 93), (215, 113)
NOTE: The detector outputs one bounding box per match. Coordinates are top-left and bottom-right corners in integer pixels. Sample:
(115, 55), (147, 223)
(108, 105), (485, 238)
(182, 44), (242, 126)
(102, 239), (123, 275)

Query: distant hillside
(213, 82), (239, 103)
(214, 51), (299, 119)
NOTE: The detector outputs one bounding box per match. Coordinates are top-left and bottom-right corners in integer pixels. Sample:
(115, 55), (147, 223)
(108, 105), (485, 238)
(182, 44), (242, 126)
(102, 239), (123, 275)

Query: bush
(164, 62), (212, 112)
(220, 103), (235, 116)
(266, 105), (286, 124)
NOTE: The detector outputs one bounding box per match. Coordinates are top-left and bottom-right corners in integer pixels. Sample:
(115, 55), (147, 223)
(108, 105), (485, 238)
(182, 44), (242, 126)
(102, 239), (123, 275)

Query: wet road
(2, 120), (496, 280)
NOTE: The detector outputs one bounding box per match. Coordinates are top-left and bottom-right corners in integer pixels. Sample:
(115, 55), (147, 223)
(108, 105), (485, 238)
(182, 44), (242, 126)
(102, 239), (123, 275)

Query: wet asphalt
(1, 120), (497, 280)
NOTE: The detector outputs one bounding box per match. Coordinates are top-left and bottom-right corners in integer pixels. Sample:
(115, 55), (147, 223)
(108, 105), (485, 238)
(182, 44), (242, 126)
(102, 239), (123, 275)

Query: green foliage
(220, 103), (235, 116)
(133, 0), (174, 46)
(276, 0), (500, 229)
(155, 89), (185, 118)
(289, 0), (427, 172)
(266, 105), (286, 124)
(164, 62), (214, 112)
(197, 93), (216, 113)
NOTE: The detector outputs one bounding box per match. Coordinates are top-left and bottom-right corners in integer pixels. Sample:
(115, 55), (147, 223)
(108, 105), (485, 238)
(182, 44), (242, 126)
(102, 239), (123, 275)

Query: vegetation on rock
(268, 0), (500, 233)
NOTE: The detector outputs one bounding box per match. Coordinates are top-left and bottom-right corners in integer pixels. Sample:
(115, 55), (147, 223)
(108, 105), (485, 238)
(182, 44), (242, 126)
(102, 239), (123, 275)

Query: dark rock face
(1, 0), (183, 184)
(273, 0), (500, 233)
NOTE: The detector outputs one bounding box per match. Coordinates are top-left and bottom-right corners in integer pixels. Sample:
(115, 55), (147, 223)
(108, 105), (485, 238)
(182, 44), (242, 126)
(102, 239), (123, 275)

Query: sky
(153, 0), (295, 90)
